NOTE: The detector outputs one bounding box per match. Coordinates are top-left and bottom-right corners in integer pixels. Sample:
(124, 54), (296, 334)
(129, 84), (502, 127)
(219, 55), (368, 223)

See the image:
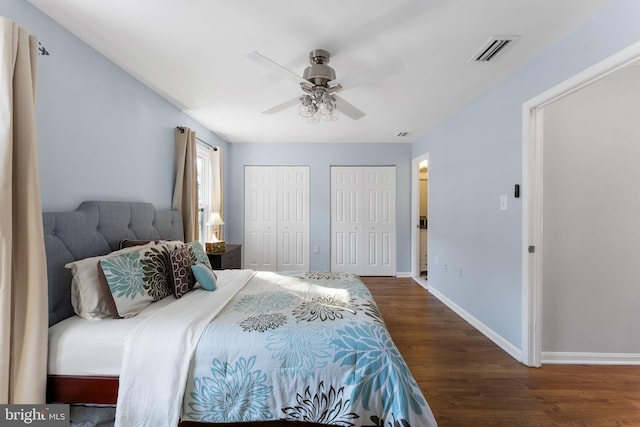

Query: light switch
(500, 194), (508, 210)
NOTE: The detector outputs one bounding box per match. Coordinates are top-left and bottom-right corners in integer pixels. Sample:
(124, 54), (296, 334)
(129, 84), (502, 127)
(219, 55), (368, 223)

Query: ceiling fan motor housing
(302, 49), (336, 88)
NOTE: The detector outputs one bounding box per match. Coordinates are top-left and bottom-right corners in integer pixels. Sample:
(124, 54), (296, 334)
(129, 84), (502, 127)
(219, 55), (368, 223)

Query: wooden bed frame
(47, 375), (119, 405)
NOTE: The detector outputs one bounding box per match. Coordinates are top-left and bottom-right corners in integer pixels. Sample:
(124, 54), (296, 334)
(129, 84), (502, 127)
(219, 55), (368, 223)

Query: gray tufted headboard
(43, 201), (183, 327)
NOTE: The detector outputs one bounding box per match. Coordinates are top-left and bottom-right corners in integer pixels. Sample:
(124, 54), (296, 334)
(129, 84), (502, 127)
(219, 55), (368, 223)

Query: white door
(277, 166), (309, 270)
(245, 166), (309, 271)
(362, 167), (396, 276)
(331, 167), (362, 274)
(331, 166), (396, 276)
(244, 166), (278, 270)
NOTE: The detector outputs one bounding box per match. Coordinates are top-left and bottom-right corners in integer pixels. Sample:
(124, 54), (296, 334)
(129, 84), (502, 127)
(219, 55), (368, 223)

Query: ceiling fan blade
(334, 95), (366, 120)
(245, 51), (305, 85)
(329, 58), (405, 92)
(262, 97), (300, 114)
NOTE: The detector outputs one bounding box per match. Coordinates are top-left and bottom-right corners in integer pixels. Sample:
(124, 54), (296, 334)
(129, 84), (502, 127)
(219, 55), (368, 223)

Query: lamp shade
(207, 212), (225, 226)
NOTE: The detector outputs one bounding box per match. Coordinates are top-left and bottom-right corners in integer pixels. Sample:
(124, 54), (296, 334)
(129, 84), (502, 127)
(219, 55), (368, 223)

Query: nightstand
(207, 244), (242, 270)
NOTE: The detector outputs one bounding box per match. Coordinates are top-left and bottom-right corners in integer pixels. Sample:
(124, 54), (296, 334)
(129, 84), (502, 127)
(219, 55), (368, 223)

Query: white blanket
(114, 269), (255, 427)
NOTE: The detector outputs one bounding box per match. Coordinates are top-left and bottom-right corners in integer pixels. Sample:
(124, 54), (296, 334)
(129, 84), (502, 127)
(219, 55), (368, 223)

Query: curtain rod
(176, 126), (218, 151)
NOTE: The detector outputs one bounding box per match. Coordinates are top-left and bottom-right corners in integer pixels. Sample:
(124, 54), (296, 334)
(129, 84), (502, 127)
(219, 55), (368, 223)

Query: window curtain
(173, 127), (198, 242)
(0, 17), (48, 404)
(209, 146), (223, 238)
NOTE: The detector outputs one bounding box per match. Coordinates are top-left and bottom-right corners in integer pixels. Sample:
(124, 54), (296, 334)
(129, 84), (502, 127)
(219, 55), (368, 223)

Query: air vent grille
(469, 35), (520, 62)
(397, 132), (409, 137)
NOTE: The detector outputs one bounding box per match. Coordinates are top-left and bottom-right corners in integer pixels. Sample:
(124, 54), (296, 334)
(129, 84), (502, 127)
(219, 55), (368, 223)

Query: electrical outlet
(458, 265), (463, 276)
(444, 263), (448, 271)
(313, 245), (320, 254)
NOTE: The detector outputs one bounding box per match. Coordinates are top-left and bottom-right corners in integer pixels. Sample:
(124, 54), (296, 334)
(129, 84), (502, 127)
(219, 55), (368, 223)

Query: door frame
(521, 40), (640, 367)
(411, 153), (429, 285)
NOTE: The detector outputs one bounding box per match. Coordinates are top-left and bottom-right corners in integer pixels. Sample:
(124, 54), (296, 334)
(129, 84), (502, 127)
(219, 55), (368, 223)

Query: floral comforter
(181, 271), (437, 427)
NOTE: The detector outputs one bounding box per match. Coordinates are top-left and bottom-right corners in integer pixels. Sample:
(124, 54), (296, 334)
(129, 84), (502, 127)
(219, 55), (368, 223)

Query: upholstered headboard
(43, 201), (183, 326)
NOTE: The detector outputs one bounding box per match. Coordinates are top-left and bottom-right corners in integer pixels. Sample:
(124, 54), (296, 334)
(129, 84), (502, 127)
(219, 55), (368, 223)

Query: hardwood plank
(360, 277), (640, 427)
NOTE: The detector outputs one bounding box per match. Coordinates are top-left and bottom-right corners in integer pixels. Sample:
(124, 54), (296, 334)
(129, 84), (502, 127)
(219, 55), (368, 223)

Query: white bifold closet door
(331, 166), (396, 276)
(244, 166), (309, 271)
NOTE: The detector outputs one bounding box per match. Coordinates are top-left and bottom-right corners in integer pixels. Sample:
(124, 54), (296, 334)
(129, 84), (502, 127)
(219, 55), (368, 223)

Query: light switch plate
(500, 194), (508, 210)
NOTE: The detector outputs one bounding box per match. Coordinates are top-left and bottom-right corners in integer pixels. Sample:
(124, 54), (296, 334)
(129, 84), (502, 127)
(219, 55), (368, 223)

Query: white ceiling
(27, 0), (611, 143)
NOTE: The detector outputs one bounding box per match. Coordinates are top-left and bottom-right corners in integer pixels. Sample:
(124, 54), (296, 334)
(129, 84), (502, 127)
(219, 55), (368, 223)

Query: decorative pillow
(97, 244), (173, 318)
(191, 263), (217, 291)
(65, 242), (155, 320)
(158, 240), (186, 252)
(169, 245), (195, 298)
(187, 241), (212, 269)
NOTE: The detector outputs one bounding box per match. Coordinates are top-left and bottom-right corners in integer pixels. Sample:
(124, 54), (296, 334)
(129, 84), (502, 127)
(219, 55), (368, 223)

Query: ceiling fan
(247, 49), (404, 122)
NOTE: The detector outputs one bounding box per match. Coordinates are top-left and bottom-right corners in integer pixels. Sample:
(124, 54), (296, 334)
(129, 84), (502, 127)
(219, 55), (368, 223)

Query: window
(196, 143), (211, 244)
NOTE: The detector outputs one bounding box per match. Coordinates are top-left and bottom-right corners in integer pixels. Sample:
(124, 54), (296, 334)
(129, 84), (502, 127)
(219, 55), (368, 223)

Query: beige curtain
(173, 127), (198, 242)
(0, 17), (48, 404)
(209, 146), (223, 238)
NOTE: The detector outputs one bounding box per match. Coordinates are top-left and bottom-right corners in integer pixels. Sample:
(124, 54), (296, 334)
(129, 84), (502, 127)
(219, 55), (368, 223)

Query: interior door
(278, 166), (309, 271)
(244, 166), (278, 270)
(362, 167), (396, 276)
(331, 167), (362, 274)
(331, 166), (396, 276)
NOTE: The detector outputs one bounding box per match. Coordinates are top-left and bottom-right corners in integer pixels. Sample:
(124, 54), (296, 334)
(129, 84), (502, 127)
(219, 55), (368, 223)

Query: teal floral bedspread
(182, 271), (437, 427)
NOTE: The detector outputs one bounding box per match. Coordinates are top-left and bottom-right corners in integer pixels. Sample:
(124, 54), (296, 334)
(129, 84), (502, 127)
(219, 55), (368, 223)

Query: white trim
(522, 39), (640, 367)
(429, 286), (522, 362)
(396, 271), (413, 278)
(542, 352), (640, 365)
(412, 276), (428, 290)
(411, 153), (429, 280)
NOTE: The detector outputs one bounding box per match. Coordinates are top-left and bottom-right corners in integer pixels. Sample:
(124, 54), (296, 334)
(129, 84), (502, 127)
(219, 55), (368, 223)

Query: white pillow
(66, 242), (156, 320)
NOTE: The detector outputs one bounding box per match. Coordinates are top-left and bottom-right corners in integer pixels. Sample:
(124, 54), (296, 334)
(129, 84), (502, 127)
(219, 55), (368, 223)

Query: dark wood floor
(362, 276), (640, 427)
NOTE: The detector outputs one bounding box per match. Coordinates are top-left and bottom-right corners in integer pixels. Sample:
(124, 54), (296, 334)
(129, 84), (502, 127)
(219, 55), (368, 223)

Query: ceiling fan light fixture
(299, 94), (316, 118)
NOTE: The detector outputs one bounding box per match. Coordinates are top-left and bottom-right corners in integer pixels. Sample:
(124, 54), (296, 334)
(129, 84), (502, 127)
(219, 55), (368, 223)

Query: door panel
(245, 166), (309, 272)
(331, 167), (362, 274)
(244, 167), (278, 271)
(278, 166), (309, 271)
(331, 166), (396, 276)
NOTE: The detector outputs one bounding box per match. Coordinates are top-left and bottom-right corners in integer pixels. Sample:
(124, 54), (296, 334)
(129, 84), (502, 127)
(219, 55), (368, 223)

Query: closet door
(331, 167), (363, 274)
(245, 166), (309, 272)
(244, 166), (278, 270)
(362, 167), (396, 276)
(278, 167), (309, 271)
(331, 166), (396, 276)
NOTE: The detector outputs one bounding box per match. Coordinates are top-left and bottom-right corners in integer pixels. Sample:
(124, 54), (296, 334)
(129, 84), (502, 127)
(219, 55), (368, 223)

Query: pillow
(98, 244), (174, 318)
(187, 241), (212, 269)
(119, 239), (157, 249)
(191, 263), (217, 291)
(65, 242), (155, 320)
(158, 240), (186, 252)
(169, 245), (195, 298)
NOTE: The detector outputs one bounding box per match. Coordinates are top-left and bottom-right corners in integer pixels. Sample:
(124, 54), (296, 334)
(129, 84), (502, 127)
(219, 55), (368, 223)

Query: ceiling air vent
(469, 35), (520, 63)
(397, 131), (409, 137)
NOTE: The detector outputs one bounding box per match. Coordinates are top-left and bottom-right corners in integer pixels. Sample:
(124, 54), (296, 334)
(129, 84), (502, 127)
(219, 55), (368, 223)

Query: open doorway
(522, 40), (640, 367)
(412, 153), (429, 288)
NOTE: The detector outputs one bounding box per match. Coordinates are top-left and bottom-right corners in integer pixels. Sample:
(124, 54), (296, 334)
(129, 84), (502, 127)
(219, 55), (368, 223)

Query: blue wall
(7, 0), (640, 355)
(227, 143), (413, 272)
(412, 0), (640, 349)
(2, 0), (227, 212)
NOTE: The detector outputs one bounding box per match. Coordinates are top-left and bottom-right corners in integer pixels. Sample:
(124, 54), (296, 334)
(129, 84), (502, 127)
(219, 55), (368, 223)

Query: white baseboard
(412, 276), (428, 290)
(428, 286), (523, 363)
(395, 272), (413, 278)
(542, 351), (640, 365)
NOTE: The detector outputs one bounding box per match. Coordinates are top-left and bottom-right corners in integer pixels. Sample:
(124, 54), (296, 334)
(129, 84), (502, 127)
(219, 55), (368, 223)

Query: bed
(44, 201), (437, 427)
